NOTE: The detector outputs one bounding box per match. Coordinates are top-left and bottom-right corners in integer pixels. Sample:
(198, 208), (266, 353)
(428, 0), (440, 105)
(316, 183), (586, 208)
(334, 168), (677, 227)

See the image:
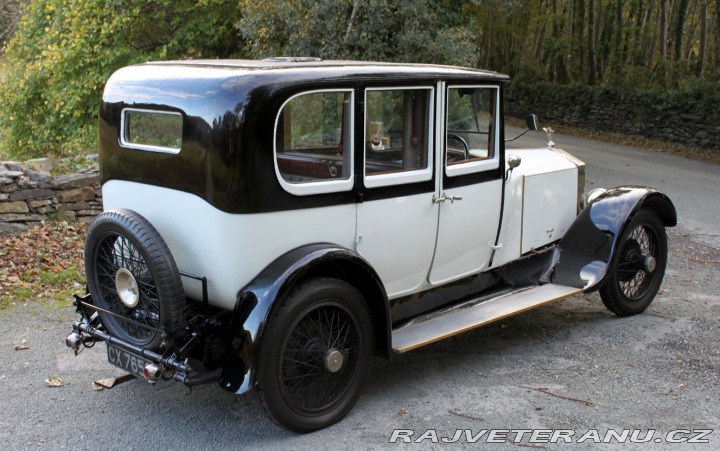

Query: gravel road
(1, 130), (718, 449)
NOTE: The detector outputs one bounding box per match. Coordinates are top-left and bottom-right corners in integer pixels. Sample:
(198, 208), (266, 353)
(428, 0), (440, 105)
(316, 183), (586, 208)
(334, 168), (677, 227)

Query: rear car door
(354, 86), (439, 298)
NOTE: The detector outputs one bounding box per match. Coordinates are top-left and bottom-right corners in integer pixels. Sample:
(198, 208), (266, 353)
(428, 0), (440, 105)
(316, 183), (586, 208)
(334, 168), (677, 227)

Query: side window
(364, 88), (433, 188)
(275, 90), (354, 195)
(445, 87), (497, 168)
(121, 108), (183, 154)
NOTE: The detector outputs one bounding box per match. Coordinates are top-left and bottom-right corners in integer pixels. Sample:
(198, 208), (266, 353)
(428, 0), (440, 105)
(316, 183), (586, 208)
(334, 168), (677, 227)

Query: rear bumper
(67, 294), (221, 386)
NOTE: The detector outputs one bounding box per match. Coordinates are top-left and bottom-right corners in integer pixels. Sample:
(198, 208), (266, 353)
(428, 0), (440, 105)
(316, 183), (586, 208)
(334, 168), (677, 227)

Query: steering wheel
(447, 133), (469, 160)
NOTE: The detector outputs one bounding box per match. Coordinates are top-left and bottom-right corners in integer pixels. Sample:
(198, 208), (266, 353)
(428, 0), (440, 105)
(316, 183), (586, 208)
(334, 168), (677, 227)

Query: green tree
(0, 0), (241, 159)
(237, 0), (477, 66)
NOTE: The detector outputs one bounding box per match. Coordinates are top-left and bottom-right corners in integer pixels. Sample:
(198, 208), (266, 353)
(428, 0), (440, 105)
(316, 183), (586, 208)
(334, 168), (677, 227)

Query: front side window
(445, 87), (498, 168)
(364, 87), (433, 188)
(275, 90), (353, 195)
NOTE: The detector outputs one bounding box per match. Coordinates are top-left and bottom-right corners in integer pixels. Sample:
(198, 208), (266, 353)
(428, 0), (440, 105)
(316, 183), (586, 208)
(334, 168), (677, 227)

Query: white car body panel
(103, 180), (357, 310)
(492, 148), (580, 267)
(356, 194), (438, 298)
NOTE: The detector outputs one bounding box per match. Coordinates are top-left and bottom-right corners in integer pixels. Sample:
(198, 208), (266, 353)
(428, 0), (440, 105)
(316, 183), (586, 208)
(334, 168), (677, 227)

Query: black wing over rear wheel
(85, 209), (186, 350)
(599, 209), (668, 316)
(257, 278), (374, 432)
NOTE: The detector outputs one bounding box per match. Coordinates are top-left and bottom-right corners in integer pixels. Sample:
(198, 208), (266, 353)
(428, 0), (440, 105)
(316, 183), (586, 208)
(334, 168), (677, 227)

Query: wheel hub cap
(323, 349), (344, 373)
(115, 268), (140, 308)
(643, 256), (657, 273)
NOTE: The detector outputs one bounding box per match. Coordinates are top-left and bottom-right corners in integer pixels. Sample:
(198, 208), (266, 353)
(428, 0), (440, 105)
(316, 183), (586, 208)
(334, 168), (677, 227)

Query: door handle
(432, 193), (463, 204)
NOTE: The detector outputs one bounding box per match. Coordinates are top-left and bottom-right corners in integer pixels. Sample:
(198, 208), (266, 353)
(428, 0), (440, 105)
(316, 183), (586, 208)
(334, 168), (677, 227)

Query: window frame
(273, 88), (355, 196)
(120, 108), (184, 155)
(363, 86), (435, 189)
(444, 85), (500, 177)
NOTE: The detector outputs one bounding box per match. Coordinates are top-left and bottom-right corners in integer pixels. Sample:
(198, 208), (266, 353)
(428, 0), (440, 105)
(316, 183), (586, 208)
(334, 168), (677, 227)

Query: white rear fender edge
(102, 180), (356, 310)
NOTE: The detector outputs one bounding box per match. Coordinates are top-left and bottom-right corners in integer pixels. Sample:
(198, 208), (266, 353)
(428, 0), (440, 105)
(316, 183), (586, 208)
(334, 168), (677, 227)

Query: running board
(392, 284), (582, 353)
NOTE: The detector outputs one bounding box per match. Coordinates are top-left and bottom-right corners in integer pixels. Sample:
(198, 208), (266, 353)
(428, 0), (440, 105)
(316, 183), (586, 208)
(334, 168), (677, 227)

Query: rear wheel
(599, 209), (667, 316)
(257, 278), (374, 432)
(85, 209), (186, 350)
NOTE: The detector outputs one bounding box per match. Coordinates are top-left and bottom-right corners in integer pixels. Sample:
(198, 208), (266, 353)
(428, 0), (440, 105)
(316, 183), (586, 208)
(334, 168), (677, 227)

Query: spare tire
(85, 209), (186, 350)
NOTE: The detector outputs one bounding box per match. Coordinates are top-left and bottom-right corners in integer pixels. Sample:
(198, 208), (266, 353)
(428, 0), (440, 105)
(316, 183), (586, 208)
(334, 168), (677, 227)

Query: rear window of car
(121, 108), (183, 154)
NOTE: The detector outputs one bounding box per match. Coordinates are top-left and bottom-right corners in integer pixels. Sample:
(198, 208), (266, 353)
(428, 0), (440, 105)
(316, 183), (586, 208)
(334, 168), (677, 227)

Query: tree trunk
(659, 0), (668, 64)
(588, 0), (597, 84)
(574, 0), (585, 77)
(616, 0), (624, 70)
(698, 0), (708, 76)
(674, 0), (689, 62)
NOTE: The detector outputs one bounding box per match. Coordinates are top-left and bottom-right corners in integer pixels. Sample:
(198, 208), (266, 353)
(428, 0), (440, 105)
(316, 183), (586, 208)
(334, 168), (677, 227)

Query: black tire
(599, 209), (667, 317)
(257, 278), (374, 432)
(85, 209), (186, 350)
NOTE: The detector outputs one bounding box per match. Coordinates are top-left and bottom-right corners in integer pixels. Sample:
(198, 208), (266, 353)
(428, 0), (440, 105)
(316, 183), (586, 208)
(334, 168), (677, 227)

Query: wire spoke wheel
(280, 303), (360, 414)
(616, 225), (658, 301)
(95, 233), (161, 342)
(85, 209), (186, 350)
(600, 209), (667, 316)
(258, 278), (373, 432)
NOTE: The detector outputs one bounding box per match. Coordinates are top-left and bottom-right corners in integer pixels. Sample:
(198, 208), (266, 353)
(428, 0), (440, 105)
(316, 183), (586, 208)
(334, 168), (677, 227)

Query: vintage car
(66, 58), (676, 432)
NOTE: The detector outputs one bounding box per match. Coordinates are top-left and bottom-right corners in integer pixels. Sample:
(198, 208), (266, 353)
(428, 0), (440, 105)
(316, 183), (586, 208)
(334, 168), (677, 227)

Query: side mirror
(505, 114), (540, 143)
(526, 114), (539, 131)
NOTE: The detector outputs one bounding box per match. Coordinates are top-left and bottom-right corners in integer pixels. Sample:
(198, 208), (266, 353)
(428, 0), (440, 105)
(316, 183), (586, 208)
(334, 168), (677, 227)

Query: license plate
(107, 343), (152, 379)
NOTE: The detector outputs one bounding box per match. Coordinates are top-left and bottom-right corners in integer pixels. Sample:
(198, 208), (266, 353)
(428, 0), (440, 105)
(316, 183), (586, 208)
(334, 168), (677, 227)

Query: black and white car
(67, 58), (676, 432)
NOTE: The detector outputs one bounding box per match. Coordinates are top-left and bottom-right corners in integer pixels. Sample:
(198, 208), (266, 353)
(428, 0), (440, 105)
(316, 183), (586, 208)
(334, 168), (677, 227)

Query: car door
(354, 85), (439, 298)
(428, 84), (503, 285)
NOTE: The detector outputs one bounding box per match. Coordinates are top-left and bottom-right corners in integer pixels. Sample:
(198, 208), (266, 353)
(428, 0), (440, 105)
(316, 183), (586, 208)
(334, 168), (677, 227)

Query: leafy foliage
(0, 0), (241, 159)
(237, 0), (477, 66)
(2, 0), (720, 159)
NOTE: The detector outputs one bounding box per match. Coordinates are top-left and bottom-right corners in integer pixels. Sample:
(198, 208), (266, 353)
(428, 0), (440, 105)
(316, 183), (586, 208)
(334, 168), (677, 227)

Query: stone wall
(0, 158), (102, 235)
(506, 81), (720, 151)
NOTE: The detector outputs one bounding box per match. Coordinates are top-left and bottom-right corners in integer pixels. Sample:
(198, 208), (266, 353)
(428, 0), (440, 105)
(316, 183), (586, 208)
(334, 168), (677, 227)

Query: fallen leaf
(45, 375), (65, 387)
(398, 407), (408, 416)
(14, 344), (29, 351)
(93, 374), (136, 389)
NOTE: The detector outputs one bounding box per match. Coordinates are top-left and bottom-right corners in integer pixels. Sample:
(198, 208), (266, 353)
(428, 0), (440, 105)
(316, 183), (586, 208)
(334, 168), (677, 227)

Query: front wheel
(599, 209), (668, 316)
(257, 278), (374, 432)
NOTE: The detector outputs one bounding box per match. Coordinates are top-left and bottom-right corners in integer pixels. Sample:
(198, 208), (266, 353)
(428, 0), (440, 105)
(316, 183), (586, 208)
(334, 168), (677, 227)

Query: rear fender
(219, 243), (390, 394)
(553, 186), (676, 291)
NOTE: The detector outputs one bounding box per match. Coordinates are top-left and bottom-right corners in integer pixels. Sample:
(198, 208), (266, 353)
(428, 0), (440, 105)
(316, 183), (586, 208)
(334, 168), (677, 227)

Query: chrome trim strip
(552, 147), (586, 213)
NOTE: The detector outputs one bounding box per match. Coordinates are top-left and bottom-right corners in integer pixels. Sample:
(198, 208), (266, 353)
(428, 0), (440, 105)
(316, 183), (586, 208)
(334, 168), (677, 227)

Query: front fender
(553, 186), (676, 291)
(219, 243), (389, 394)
